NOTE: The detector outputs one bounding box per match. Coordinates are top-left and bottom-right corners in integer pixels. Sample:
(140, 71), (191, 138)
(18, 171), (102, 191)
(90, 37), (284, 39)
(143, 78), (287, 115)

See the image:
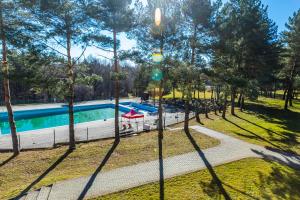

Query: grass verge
(93, 158), (300, 200)
(174, 97), (300, 154)
(0, 129), (219, 199)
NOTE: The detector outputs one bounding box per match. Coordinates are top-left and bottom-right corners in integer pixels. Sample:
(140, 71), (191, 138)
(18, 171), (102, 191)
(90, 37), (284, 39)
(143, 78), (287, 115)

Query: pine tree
(213, 0), (280, 115)
(282, 9), (300, 110)
(0, 0), (36, 155)
(32, 0), (90, 150)
(87, 0), (133, 142)
(181, 0), (212, 132)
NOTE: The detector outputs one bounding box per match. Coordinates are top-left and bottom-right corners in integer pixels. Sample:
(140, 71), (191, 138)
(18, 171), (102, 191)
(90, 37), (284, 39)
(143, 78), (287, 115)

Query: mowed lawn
(158, 89), (213, 99)
(94, 158), (300, 200)
(0, 129), (218, 199)
(175, 97), (300, 154)
(93, 97), (300, 200)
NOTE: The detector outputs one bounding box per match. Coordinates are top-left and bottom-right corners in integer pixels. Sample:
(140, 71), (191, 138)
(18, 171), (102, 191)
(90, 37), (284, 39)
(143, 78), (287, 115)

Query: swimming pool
(120, 102), (157, 114)
(0, 102), (156, 135)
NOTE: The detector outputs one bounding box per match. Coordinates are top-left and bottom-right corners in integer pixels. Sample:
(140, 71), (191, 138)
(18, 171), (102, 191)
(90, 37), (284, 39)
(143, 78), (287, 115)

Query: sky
(71, 0), (300, 62)
(248, 0), (300, 32)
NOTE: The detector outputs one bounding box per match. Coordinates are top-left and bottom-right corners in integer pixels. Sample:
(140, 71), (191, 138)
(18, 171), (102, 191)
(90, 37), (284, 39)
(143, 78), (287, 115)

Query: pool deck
(0, 98), (188, 150)
(0, 98), (139, 112)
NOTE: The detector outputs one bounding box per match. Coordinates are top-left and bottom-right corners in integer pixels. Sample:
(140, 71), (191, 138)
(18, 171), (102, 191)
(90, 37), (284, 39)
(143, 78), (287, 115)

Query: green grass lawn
(93, 158), (300, 200)
(174, 96), (300, 154)
(0, 129), (218, 199)
(160, 89), (213, 99)
(1, 96), (299, 199)
(92, 97), (300, 200)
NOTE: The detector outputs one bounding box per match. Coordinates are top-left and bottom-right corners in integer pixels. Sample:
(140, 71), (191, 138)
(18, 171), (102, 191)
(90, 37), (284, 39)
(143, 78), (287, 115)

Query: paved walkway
(19, 126), (300, 200)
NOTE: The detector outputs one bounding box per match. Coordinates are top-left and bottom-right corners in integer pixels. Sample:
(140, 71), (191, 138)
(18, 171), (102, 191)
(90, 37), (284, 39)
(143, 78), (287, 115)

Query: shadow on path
(251, 149), (300, 170)
(158, 133), (164, 200)
(77, 140), (119, 200)
(0, 154), (16, 168)
(185, 129), (231, 200)
(14, 149), (73, 199)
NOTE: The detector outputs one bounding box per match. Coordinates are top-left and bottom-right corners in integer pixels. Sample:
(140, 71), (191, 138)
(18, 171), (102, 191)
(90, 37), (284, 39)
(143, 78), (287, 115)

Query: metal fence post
(87, 127), (89, 141)
(53, 129), (56, 147)
(18, 134), (21, 151)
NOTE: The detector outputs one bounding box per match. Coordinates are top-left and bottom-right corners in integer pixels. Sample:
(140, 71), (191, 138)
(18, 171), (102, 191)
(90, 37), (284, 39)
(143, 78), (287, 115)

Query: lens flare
(155, 8), (161, 26)
(151, 68), (163, 81)
(152, 52), (163, 63)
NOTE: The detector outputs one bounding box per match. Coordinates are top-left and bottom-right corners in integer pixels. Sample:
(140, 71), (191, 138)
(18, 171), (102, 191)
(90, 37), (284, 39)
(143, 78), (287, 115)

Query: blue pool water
(0, 107), (123, 135)
(0, 102), (158, 135)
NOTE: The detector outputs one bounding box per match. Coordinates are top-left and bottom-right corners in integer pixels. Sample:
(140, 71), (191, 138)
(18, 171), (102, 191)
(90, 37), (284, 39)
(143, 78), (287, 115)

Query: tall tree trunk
(216, 86), (220, 101)
(195, 109), (201, 123)
(184, 97), (190, 133)
(273, 82), (276, 99)
(213, 99), (217, 115)
(289, 89), (293, 107)
(158, 80), (163, 139)
(211, 88), (214, 99)
(205, 101), (209, 118)
(153, 88), (156, 106)
(197, 89), (200, 99)
(113, 29), (120, 142)
(1, 9), (19, 154)
(237, 93), (242, 107)
(66, 28), (75, 150)
(241, 95), (245, 111)
(285, 84), (292, 110)
(283, 88), (287, 100)
(230, 87), (236, 115)
(222, 92), (228, 119)
(284, 62), (296, 110)
(172, 86), (175, 100)
(157, 23), (164, 139)
(184, 24), (196, 132)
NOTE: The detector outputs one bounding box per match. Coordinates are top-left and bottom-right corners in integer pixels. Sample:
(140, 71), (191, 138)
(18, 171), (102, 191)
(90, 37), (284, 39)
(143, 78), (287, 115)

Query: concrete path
(18, 125), (300, 200)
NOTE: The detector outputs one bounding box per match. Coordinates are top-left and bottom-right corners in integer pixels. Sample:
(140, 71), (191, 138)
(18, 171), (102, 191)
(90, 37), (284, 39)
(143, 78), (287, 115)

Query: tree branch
(96, 53), (114, 61)
(72, 45), (88, 67)
(93, 45), (114, 52)
(42, 42), (68, 57)
(52, 37), (67, 50)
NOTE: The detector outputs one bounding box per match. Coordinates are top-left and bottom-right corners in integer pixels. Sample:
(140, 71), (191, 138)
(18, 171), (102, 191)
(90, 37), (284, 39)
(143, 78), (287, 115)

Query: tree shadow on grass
(77, 140), (119, 200)
(14, 149), (73, 199)
(224, 118), (298, 155)
(234, 114), (299, 151)
(244, 103), (300, 134)
(199, 180), (260, 200)
(185, 129), (232, 200)
(235, 114), (292, 139)
(251, 150), (300, 199)
(0, 154), (17, 168)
